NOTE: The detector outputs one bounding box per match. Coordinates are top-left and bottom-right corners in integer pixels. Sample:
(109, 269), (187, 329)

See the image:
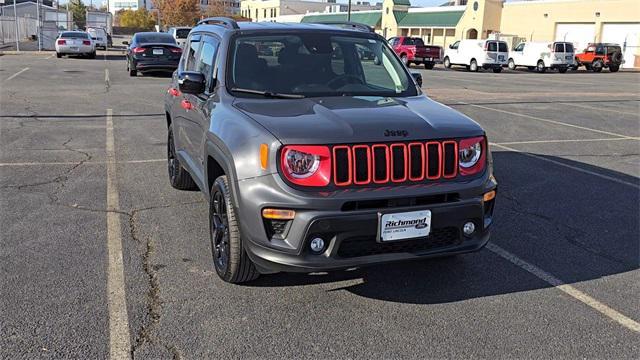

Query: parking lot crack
(500, 191), (629, 267)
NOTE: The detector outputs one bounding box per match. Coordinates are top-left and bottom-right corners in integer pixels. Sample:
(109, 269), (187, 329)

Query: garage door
(602, 23), (640, 68)
(555, 23), (595, 53)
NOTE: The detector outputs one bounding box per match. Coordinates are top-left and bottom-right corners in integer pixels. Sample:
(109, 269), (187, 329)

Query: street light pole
(13, 0), (19, 51)
(36, 0), (41, 51)
(347, 0), (351, 21)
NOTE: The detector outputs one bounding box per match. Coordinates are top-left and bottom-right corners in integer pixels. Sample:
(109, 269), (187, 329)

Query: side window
(195, 35), (220, 93)
(331, 42), (345, 75)
(596, 45), (605, 55)
(185, 35), (202, 71)
(402, 38), (414, 45)
(451, 41), (459, 50)
(388, 38), (397, 46)
(514, 43), (524, 52)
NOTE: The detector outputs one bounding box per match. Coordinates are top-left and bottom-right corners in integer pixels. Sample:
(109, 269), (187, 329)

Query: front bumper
(235, 173), (497, 273)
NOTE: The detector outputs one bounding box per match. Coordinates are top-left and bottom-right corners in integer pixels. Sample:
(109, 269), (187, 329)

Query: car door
(512, 43), (525, 65)
(186, 34), (221, 169)
(174, 34), (202, 167)
(448, 41), (460, 63)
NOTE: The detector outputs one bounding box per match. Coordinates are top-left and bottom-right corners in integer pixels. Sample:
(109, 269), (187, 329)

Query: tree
(116, 9), (157, 30)
(152, 0), (201, 27)
(63, 0), (87, 29)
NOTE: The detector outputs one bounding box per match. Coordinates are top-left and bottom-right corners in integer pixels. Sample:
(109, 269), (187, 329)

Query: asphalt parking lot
(1, 51), (639, 359)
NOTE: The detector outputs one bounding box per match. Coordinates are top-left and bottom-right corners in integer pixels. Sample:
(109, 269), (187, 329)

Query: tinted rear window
(554, 43), (564, 52)
(403, 38), (424, 46)
(136, 34), (176, 44)
(565, 43), (574, 52)
(498, 42), (508, 52)
(61, 32), (89, 39)
(176, 29), (190, 39)
(487, 41), (497, 51)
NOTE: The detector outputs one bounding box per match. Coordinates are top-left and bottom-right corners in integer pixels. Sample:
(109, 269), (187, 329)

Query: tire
(508, 58), (516, 70)
(470, 59), (478, 72)
(443, 56), (451, 69)
(128, 61), (137, 77)
(56, 52), (62, 58)
(592, 59), (603, 73)
(210, 175), (259, 284)
(609, 64), (620, 73)
(424, 62), (435, 70)
(610, 51), (623, 64)
(536, 60), (546, 73)
(492, 67), (502, 73)
(167, 125), (198, 190)
(557, 67), (568, 73)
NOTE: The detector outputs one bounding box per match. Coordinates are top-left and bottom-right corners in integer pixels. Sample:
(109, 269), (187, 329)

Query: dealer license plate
(153, 48), (164, 55)
(378, 210), (431, 242)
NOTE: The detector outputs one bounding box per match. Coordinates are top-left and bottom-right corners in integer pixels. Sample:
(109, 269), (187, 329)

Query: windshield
(175, 29), (190, 39)
(136, 33), (175, 44)
(228, 33), (416, 98)
(61, 32), (89, 39)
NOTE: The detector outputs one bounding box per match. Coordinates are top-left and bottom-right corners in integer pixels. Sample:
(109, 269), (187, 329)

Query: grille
(332, 141), (458, 186)
(336, 227), (461, 258)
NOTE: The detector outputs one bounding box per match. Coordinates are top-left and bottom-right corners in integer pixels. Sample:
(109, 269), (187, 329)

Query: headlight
(459, 141), (482, 168)
(458, 136), (486, 176)
(284, 149), (319, 178)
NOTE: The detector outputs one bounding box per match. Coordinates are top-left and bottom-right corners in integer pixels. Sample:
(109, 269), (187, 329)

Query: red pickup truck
(389, 36), (442, 69)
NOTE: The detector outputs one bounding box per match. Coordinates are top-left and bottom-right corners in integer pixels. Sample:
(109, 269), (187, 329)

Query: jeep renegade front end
(164, 19), (497, 283)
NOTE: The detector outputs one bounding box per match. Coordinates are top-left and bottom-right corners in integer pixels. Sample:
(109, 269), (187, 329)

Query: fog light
(310, 237), (325, 253)
(463, 222), (475, 236)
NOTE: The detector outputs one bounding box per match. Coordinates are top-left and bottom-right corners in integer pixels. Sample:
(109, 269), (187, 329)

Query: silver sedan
(55, 31), (96, 59)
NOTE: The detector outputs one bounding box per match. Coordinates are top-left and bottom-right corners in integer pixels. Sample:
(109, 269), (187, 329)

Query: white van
(87, 27), (108, 49)
(443, 39), (509, 72)
(167, 27), (191, 48)
(508, 41), (575, 73)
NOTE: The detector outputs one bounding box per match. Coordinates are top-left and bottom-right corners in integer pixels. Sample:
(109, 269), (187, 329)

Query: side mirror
(122, 41), (129, 45)
(178, 71), (206, 95)
(411, 72), (423, 87)
(449, 44), (453, 49)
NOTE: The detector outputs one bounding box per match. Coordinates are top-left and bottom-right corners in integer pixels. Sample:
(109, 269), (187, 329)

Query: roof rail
(312, 21), (374, 33)
(197, 17), (240, 30)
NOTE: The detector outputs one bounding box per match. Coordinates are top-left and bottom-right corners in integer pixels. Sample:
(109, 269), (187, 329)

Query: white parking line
(0, 159), (165, 167)
(487, 243), (640, 333)
(105, 108), (132, 360)
(460, 102), (634, 139)
(4, 67), (29, 82)
(494, 137), (639, 146)
(562, 102), (640, 117)
(491, 143), (640, 188)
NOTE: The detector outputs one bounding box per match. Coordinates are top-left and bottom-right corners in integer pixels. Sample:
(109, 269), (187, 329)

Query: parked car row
(391, 36), (624, 73)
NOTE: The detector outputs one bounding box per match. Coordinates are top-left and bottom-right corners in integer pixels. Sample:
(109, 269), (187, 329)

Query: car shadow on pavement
(247, 151), (639, 304)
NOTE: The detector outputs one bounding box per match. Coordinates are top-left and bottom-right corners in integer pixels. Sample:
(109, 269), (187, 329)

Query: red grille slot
(442, 141), (458, 178)
(331, 140), (459, 187)
(425, 142), (442, 180)
(352, 145), (372, 185)
(372, 145), (389, 184)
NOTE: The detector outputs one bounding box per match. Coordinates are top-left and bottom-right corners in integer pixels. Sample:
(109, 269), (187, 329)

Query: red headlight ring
(458, 136), (486, 176)
(280, 145), (331, 187)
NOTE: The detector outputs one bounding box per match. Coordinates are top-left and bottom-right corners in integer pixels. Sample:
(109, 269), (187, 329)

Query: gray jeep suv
(164, 18), (498, 283)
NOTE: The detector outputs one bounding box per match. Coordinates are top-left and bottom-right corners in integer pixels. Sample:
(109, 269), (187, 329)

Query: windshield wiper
(230, 88), (305, 99)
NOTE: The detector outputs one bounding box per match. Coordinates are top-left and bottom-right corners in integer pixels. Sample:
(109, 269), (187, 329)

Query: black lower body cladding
(233, 173), (497, 273)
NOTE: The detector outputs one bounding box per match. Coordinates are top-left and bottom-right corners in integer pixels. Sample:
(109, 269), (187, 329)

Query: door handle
(168, 88), (180, 97)
(180, 99), (193, 111)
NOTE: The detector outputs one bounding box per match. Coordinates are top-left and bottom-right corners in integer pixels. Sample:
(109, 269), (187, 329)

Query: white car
(443, 39), (509, 73)
(87, 27), (108, 49)
(508, 41), (575, 73)
(55, 31), (96, 59)
(167, 27), (191, 48)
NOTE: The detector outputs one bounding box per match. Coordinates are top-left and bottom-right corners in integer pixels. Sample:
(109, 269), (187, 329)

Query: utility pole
(36, 0), (41, 51)
(347, 0), (351, 21)
(13, 0), (19, 51)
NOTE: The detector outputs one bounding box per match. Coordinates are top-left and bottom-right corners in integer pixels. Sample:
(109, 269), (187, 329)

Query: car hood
(233, 95), (484, 144)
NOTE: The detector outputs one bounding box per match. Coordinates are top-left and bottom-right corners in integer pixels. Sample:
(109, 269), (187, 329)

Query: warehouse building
(289, 0), (640, 68)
